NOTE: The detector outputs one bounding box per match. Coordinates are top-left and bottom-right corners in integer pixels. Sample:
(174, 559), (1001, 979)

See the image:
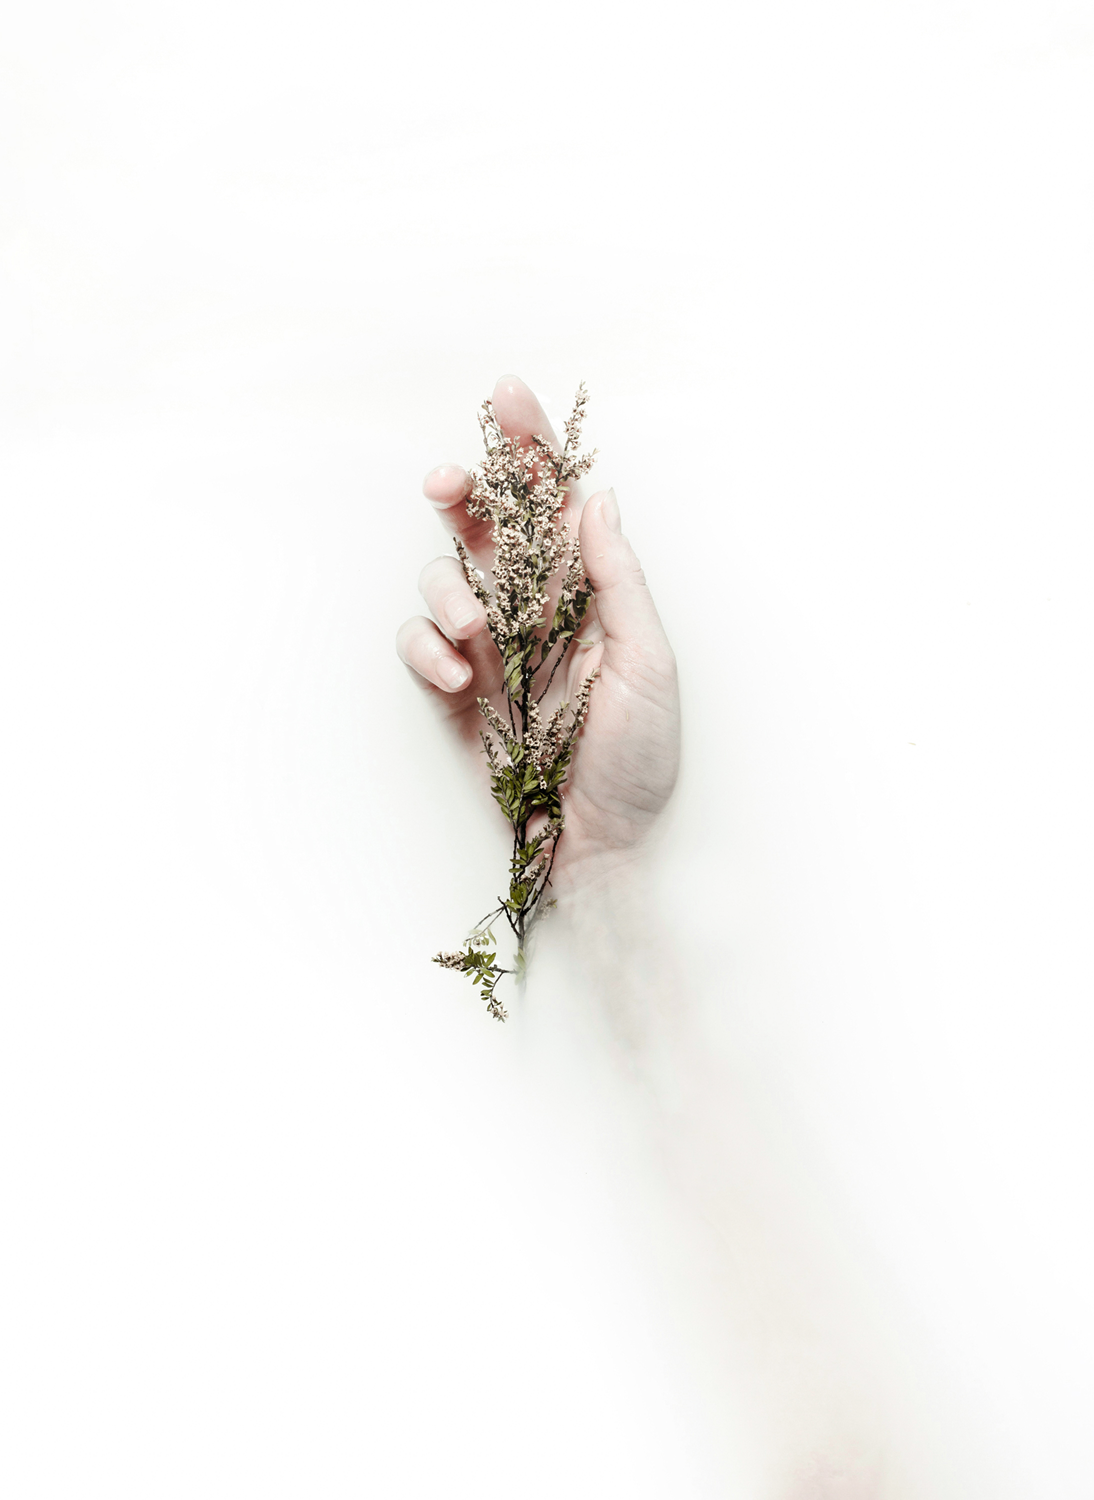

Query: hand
(395, 375), (680, 893)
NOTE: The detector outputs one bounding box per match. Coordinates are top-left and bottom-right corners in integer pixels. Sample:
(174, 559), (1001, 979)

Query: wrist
(530, 840), (671, 1059)
(542, 842), (660, 979)
(549, 844), (649, 910)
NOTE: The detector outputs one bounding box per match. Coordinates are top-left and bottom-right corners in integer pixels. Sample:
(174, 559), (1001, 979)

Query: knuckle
(395, 614), (432, 662)
(417, 555), (457, 597)
(394, 617), (417, 659)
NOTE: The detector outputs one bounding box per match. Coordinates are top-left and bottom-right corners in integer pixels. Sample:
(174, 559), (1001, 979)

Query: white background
(2, 0), (1093, 1494)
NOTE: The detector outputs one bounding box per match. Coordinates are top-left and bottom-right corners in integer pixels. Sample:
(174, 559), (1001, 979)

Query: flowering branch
(432, 384), (599, 1020)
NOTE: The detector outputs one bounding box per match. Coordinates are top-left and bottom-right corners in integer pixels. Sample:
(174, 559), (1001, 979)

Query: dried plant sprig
(432, 383), (600, 1020)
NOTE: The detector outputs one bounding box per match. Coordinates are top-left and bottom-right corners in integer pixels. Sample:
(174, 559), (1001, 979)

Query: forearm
(541, 850), (674, 1060)
(530, 852), (912, 1494)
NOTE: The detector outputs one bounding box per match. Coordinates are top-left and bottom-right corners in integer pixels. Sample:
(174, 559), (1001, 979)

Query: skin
(395, 374), (682, 894)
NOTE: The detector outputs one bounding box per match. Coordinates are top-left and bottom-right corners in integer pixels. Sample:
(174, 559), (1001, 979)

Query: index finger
(422, 463), (493, 562)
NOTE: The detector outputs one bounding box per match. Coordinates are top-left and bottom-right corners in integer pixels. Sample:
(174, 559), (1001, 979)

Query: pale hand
(395, 376), (680, 894)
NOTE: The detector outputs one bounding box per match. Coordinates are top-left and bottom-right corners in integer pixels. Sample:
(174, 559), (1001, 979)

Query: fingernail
(450, 602), (480, 631)
(423, 465), (468, 508)
(600, 487), (621, 533)
(437, 656), (470, 690)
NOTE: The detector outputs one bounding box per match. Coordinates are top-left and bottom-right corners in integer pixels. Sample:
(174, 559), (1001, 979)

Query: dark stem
(528, 832), (560, 919)
(536, 636), (573, 704)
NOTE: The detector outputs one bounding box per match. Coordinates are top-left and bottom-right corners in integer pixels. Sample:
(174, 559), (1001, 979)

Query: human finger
(578, 488), (673, 663)
(395, 615), (474, 693)
(489, 373), (563, 453)
(418, 555), (488, 641)
(423, 464), (495, 561)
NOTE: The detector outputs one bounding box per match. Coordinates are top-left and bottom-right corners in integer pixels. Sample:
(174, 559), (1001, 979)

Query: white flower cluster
(463, 386), (597, 655)
(523, 697), (570, 791)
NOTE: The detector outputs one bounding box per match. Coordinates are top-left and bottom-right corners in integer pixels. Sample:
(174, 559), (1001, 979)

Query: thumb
(579, 489), (672, 658)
